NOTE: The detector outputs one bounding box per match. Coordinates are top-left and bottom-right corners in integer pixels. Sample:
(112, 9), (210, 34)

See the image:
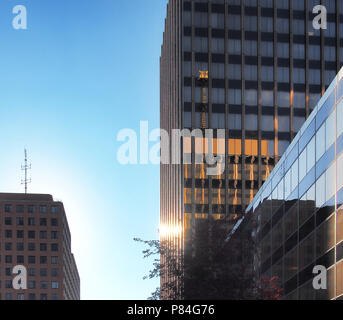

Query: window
(277, 67), (289, 83)
(40, 206), (47, 214)
(28, 218), (35, 226)
(262, 116), (274, 131)
(260, 17), (273, 32)
(228, 89), (241, 104)
(28, 205), (35, 213)
(5, 217), (12, 225)
(309, 45), (321, 60)
(278, 141), (290, 156)
(262, 90), (274, 106)
(16, 243), (24, 251)
(293, 20), (305, 35)
(338, 100), (343, 137)
(51, 206), (59, 214)
(40, 268), (48, 277)
(28, 256), (36, 264)
(211, 39), (224, 54)
(245, 65), (257, 81)
(244, 41), (257, 56)
(245, 114), (258, 131)
(28, 243), (35, 251)
(228, 114), (241, 130)
(40, 243), (47, 251)
(228, 64), (241, 80)
(40, 256), (47, 264)
(29, 293), (36, 300)
(293, 69), (305, 84)
(278, 91), (290, 107)
(261, 66), (273, 82)
(51, 231), (58, 240)
(261, 41), (273, 57)
(278, 116), (290, 132)
(40, 281), (48, 289)
(293, 117), (305, 133)
(293, 43), (305, 59)
(5, 205), (12, 213)
(277, 43), (289, 58)
(16, 205), (24, 213)
(309, 69), (321, 85)
(245, 89), (257, 105)
(293, 92), (305, 108)
(212, 88), (225, 104)
(326, 163), (336, 201)
(28, 268), (36, 276)
(228, 15), (241, 30)
(307, 136), (316, 172)
(51, 269), (59, 277)
(212, 63), (225, 78)
(17, 230), (24, 239)
(51, 256), (58, 264)
(228, 39), (241, 55)
(211, 13), (224, 28)
(28, 281), (36, 289)
(194, 37), (208, 53)
(316, 124), (326, 161)
(17, 256), (24, 264)
(28, 231), (35, 239)
(212, 113), (225, 129)
(316, 173), (326, 208)
(16, 217), (24, 226)
(277, 19), (289, 33)
(326, 110), (335, 150)
(51, 244), (59, 252)
(40, 294), (47, 301)
(40, 218), (47, 226)
(52, 281), (59, 289)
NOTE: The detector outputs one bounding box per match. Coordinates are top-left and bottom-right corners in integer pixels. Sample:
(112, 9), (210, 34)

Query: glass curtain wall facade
(246, 68), (343, 300)
(161, 0), (343, 298)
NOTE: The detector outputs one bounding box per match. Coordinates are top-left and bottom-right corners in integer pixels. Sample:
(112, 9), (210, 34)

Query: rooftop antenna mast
(21, 149), (31, 194)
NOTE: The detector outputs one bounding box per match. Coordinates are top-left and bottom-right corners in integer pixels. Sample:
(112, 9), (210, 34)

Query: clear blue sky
(0, 0), (168, 299)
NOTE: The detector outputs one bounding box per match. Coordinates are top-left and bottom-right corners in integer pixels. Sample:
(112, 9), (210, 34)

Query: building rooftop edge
(0, 193), (54, 202)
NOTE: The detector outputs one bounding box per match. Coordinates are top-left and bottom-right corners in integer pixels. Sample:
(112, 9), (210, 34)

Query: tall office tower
(0, 193), (80, 300)
(160, 0), (343, 299)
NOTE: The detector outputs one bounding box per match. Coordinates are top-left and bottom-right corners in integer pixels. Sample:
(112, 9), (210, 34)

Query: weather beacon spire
(21, 149), (31, 194)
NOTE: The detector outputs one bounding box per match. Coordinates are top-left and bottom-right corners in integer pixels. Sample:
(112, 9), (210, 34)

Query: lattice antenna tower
(21, 149), (31, 194)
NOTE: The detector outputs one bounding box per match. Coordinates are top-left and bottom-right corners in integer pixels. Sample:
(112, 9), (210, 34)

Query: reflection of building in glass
(160, 0), (343, 299)
(232, 68), (343, 299)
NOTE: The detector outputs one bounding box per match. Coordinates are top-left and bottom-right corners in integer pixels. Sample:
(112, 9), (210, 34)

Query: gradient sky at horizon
(0, 0), (168, 299)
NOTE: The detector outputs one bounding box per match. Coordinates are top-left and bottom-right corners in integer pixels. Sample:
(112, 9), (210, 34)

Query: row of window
(0, 230), (58, 239)
(1, 217), (58, 227)
(3, 205), (59, 214)
(1, 280), (59, 290)
(185, 37), (342, 59)
(185, 89), (320, 108)
(184, 112), (306, 132)
(184, 13), (339, 37)
(184, 0), (338, 12)
(1, 293), (59, 300)
(0, 255), (59, 264)
(0, 267), (58, 277)
(1, 243), (59, 251)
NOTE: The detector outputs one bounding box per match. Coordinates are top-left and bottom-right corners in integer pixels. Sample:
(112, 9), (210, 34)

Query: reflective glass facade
(245, 68), (343, 299)
(161, 0), (343, 298)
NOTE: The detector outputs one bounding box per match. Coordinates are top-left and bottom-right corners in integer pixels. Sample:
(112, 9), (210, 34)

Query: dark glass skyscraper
(160, 0), (343, 299)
